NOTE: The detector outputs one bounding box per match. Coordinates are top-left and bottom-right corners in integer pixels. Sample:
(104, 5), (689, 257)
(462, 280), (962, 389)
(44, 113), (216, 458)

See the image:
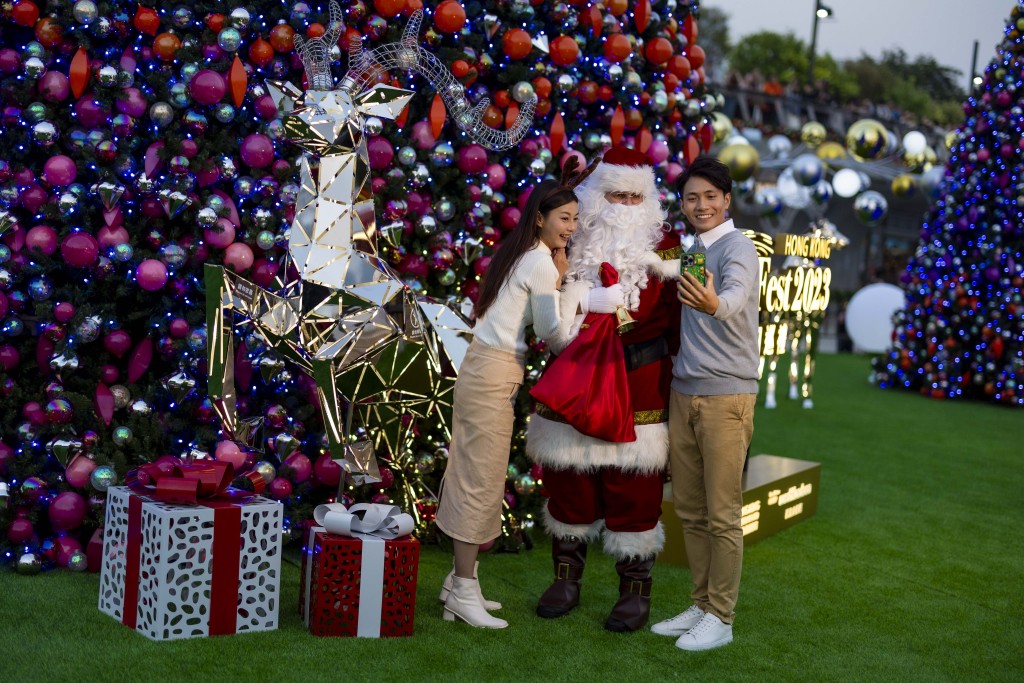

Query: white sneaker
(650, 604), (705, 636)
(674, 613), (732, 651)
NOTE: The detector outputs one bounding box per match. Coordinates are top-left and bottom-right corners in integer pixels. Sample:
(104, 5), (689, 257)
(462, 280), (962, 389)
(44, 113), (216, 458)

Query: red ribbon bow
(126, 460), (264, 504)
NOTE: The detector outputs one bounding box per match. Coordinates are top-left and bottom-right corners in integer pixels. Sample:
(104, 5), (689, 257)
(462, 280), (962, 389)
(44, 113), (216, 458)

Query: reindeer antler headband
(559, 155), (601, 190)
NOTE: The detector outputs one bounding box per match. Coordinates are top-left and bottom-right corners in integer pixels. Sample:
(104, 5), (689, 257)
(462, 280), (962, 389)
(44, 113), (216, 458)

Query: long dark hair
(474, 180), (578, 320)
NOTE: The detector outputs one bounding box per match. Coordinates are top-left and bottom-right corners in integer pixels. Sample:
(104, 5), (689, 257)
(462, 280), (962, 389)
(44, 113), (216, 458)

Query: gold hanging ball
(815, 141), (846, 163)
(711, 111), (733, 144)
(800, 121), (827, 148)
(717, 142), (760, 182)
(890, 174), (918, 199)
(944, 129), (959, 152)
(845, 118), (889, 160)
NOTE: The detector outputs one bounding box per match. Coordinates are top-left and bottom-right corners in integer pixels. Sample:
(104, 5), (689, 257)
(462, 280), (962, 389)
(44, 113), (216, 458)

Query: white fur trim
(586, 163), (657, 198)
(541, 504), (605, 542)
(603, 522), (665, 560)
(648, 255), (680, 281)
(526, 415), (669, 474)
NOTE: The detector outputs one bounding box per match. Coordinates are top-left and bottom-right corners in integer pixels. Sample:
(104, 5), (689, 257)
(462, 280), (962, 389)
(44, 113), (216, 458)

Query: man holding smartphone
(651, 156), (760, 651)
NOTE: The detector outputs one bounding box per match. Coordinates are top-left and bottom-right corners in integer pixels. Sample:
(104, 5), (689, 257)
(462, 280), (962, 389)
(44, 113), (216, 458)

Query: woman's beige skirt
(435, 340), (525, 544)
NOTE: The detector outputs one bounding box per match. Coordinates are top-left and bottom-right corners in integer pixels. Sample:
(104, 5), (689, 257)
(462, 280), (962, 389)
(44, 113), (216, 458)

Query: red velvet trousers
(543, 466), (663, 533)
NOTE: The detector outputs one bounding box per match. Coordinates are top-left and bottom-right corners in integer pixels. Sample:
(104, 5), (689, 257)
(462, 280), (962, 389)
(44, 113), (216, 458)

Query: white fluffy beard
(567, 186), (668, 309)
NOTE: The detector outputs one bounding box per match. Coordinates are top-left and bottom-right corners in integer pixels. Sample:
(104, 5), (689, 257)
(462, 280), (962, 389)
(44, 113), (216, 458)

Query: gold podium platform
(658, 454), (820, 567)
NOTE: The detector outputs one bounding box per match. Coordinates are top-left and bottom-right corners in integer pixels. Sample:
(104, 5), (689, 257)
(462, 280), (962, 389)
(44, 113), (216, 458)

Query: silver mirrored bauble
(364, 116), (384, 136)
(149, 102), (174, 126)
(90, 465), (116, 492)
(72, 0), (99, 25)
(32, 121), (59, 145)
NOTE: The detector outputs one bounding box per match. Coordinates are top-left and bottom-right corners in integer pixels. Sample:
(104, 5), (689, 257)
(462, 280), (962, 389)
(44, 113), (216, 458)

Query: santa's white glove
(581, 284), (626, 314)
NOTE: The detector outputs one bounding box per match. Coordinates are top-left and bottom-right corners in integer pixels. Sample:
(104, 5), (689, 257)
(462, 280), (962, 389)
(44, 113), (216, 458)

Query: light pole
(808, 1), (833, 86)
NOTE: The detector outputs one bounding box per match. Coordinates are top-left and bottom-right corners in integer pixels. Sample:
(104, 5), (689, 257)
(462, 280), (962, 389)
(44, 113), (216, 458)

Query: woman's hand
(552, 248), (570, 287)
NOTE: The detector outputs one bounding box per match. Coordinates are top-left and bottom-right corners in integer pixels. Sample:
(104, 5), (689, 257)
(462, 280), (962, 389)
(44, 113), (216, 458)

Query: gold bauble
(944, 129), (958, 152)
(891, 174), (918, 199)
(710, 111), (733, 144)
(800, 121), (827, 148)
(845, 118), (888, 160)
(815, 141), (846, 164)
(718, 142), (760, 182)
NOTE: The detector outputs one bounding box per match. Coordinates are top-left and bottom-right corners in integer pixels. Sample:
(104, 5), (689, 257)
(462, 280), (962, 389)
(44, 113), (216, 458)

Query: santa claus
(527, 145), (681, 632)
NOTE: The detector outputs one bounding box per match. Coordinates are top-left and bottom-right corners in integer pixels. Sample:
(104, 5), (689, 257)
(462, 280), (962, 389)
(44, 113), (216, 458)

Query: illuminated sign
(658, 454), (821, 568)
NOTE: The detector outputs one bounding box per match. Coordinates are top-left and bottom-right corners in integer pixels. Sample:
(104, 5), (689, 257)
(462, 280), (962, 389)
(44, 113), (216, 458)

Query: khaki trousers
(435, 341), (525, 545)
(668, 390), (756, 624)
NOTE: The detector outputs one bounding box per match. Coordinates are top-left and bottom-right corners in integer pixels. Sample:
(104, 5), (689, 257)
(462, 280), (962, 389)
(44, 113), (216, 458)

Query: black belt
(623, 337), (670, 372)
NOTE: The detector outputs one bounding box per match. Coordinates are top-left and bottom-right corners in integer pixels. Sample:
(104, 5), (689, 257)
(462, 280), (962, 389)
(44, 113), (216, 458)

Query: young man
(651, 155), (760, 651)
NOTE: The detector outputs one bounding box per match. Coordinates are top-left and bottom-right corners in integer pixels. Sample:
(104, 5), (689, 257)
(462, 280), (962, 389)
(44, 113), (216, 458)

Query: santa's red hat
(581, 145), (657, 198)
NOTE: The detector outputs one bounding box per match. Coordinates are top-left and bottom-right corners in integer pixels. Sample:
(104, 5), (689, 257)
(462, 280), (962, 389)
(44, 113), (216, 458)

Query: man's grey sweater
(671, 229), (760, 396)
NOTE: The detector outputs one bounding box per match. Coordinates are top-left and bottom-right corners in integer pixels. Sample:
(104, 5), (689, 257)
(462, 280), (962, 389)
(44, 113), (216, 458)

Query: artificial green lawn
(2, 353), (1022, 682)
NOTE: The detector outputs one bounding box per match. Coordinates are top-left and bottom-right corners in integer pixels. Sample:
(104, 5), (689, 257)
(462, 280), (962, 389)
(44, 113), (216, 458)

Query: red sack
(530, 263), (636, 442)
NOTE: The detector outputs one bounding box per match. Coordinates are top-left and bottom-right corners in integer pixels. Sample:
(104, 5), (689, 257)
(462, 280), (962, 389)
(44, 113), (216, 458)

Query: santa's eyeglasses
(605, 191), (645, 205)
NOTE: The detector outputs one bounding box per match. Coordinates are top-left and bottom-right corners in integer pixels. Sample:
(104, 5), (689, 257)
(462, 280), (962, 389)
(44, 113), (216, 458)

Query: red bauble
(668, 55), (691, 80)
(134, 6), (160, 35)
(577, 81), (598, 104)
(11, 1), (40, 27)
(306, 22), (326, 39)
(206, 13), (226, 32)
(502, 28), (532, 60)
(685, 44), (705, 70)
(644, 37), (673, 65)
(249, 38), (274, 67)
(269, 23), (295, 52)
(603, 33), (632, 63)
(533, 77), (552, 99)
(550, 35), (579, 66)
(375, 0), (406, 19)
(483, 105), (503, 128)
(34, 17), (63, 47)
(434, 1), (466, 33)
(153, 33), (182, 62)
(451, 59), (469, 78)
(606, 0), (628, 15)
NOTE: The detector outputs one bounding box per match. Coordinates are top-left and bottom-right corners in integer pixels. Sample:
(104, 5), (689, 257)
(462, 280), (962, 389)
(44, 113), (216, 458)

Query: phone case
(680, 252), (706, 285)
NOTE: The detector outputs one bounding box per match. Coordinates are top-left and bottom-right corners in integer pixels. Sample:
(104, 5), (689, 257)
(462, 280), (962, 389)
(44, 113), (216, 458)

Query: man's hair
(675, 155), (733, 197)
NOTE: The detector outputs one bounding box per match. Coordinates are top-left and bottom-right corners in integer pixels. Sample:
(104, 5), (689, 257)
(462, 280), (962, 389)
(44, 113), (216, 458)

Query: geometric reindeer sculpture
(206, 5), (535, 497)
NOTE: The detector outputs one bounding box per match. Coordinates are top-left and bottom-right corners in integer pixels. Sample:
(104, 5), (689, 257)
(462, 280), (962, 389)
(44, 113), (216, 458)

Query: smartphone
(680, 252), (707, 286)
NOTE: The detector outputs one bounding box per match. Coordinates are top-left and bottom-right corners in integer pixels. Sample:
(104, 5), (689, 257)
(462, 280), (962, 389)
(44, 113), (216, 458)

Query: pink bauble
(20, 184), (48, 214)
(473, 255), (491, 276)
(500, 206), (521, 231)
(255, 94), (278, 119)
(55, 535), (84, 566)
(479, 538), (496, 552)
(65, 454), (99, 489)
(647, 139), (670, 164)
(0, 440), (12, 474)
(371, 177), (387, 194)
(214, 440), (247, 469)
(60, 232), (99, 268)
(196, 164), (221, 187)
(136, 259), (168, 291)
(97, 224), (130, 248)
(75, 97), (110, 128)
(457, 144), (489, 174)
(153, 455), (182, 477)
(313, 453), (342, 487)
(561, 149), (586, 172)
(282, 451), (312, 483)
(116, 87), (148, 117)
(141, 197), (165, 218)
(7, 518), (33, 543)
(45, 153), (79, 185)
(49, 491), (88, 531)
(39, 71), (70, 102)
(0, 49), (20, 75)
(411, 120), (436, 149)
(370, 492), (390, 505)
(367, 136), (395, 170)
(224, 242), (254, 272)
(180, 139), (198, 158)
(204, 217), (235, 248)
(0, 293), (7, 321)
(665, 162), (684, 185)
(485, 163), (506, 189)
(0, 344), (18, 371)
(103, 330), (132, 358)
(53, 301), (75, 322)
(23, 401), (45, 425)
(517, 185), (534, 210)
(251, 258), (279, 287)
(268, 477), (292, 500)
(169, 318), (190, 338)
(190, 69), (227, 106)
(239, 134), (274, 168)
(26, 224), (58, 256)
(100, 364), (119, 383)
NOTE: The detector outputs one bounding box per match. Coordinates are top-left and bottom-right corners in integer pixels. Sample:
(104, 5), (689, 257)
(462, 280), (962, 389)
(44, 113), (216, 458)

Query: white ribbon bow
(313, 502), (414, 540)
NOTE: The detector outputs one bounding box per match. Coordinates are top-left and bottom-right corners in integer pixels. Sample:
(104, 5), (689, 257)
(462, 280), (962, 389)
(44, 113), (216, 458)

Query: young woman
(434, 167), (591, 629)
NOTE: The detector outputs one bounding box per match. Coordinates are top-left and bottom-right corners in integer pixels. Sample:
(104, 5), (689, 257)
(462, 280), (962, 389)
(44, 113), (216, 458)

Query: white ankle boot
(443, 576), (508, 629)
(438, 561), (502, 610)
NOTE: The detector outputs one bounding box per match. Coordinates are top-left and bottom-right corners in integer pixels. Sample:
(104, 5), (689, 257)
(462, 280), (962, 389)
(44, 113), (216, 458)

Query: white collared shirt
(695, 218), (737, 250)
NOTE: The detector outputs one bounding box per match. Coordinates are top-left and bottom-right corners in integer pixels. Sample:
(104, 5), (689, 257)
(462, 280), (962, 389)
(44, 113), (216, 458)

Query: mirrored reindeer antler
(341, 10), (536, 151)
(293, 1), (345, 90)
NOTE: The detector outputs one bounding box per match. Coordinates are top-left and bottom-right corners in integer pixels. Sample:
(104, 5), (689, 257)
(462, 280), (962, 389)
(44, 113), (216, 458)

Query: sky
(701, 0), (1015, 89)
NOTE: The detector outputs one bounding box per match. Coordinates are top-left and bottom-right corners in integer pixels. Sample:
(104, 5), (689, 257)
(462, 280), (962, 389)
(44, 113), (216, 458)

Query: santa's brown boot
(604, 556), (655, 632)
(536, 536), (587, 619)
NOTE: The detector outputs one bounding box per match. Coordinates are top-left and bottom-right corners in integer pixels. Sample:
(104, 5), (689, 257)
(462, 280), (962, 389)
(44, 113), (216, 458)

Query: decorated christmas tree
(876, 2), (1024, 406)
(0, 0), (714, 572)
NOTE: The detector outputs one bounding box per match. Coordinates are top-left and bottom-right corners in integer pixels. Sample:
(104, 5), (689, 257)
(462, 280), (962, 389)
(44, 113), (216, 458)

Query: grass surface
(2, 353), (1022, 682)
